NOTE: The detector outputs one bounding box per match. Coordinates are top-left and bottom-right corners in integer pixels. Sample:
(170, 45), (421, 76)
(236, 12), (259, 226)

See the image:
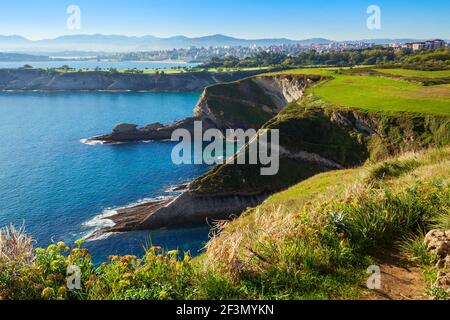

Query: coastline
(84, 184), (190, 241)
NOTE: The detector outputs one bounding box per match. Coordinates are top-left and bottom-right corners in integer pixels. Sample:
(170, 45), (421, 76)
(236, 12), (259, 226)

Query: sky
(0, 0), (449, 40)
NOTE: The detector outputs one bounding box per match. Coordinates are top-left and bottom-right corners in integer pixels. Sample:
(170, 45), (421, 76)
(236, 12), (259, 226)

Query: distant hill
(0, 52), (50, 62)
(0, 34), (446, 53)
(0, 34), (333, 52)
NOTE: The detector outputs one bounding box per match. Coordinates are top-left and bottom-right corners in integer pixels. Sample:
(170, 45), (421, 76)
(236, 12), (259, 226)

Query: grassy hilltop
(191, 67), (449, 195)
(274, 67), (450, 115)
(1, 67), (449, 300)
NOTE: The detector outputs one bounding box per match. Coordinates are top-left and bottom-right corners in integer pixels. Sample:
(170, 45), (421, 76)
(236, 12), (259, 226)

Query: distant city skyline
(0, 0), (449, 41)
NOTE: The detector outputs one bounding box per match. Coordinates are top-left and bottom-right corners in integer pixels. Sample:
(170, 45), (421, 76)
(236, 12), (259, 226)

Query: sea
(0, 91), (212, 264)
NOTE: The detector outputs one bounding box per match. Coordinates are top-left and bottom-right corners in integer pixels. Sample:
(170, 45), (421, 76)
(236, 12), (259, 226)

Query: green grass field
(271, 68), (450, 116)
(374, 68), (450, 78)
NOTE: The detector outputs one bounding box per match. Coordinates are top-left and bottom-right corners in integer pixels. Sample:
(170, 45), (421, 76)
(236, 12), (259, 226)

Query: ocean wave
(80, 137), (106, 145)
(80, 138), (130, 146)
(82, 195), (172, 242)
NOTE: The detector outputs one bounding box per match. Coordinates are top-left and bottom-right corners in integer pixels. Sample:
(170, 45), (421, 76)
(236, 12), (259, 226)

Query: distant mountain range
(0, 34), (444, 53)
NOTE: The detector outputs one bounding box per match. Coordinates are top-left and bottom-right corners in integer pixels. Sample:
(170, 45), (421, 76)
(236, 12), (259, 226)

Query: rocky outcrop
(425, 229), (450, 258)
(87, 74), (323, 143)
(425, 229), (450, 290)
(0, 69), (269, 92)
(100, 192), (270, 233)
(194, 74), (322, 130)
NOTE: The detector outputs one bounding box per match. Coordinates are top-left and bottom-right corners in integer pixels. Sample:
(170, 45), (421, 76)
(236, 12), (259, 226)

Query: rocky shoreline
(86, 190), (271, 240)
(0, 69), (270, 92)
(86, 198), (174, 240)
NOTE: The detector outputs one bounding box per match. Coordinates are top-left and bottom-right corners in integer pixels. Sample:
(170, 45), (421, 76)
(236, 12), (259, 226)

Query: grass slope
(374, 68), (450, 79)
(192, 94), (449, 195)
(273, 68), (450, 116)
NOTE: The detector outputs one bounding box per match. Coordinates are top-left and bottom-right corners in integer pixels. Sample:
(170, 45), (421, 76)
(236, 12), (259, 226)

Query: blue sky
(0, 0), (448, 40)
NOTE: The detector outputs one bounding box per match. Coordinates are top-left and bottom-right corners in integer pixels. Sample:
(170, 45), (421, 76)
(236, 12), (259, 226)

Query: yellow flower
(57, 241), (67, 250)
(118, 280), (130, 288)
(159, 290), (168, 299)
(123, 272), (133, 280)
(74, 239), (85, 247)
(41, 287), (55, 300)
(167, 249), (179, 256)
(183, 252), (190, 263)
(50, 260), (60, 272)
(47, 244), (57, 252)
(57, 286), (67, 298)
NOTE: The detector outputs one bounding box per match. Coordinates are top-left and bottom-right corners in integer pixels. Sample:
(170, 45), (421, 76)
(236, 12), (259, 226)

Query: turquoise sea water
(0, 92), (211, 263)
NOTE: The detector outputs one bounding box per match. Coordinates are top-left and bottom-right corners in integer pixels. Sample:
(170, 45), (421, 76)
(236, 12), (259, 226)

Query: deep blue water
(0, 92), (211, 263)
(0, 60), (199, 70)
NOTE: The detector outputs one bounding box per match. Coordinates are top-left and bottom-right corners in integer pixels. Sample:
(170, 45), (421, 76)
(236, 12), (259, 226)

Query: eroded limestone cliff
(88, 73), (450, 234)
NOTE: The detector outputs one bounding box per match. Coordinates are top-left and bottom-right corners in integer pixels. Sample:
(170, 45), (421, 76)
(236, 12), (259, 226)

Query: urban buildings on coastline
(107, 39), (448, 63)
(390, 39), (447, 51)
(107, 42), (378, 63)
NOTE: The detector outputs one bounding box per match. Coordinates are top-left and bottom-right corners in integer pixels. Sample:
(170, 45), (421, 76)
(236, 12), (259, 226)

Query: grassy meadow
(271, 67), (450, 116)
(374, 68), (450, 79)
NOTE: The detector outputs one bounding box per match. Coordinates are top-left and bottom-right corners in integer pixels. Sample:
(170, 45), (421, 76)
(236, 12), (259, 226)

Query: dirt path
(363, 250), (428, 300)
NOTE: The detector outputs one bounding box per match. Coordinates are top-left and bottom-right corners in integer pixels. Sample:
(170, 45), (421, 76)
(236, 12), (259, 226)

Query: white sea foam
(80, 138), (130, 146)
(83, 209), (117, 229)
(80, 138), (106, 145)
(84, 231), (118, 241)
(82, 195), (172, 242)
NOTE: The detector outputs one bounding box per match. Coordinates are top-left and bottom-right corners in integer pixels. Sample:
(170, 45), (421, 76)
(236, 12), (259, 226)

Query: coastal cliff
(87, 71), (450, 235)
(0, 68), (268, 92)
(88, 74), (323, 143)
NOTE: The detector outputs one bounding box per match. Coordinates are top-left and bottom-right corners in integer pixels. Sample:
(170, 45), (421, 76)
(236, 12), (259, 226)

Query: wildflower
(41, 287), (55, 300)
(124, 255), (137, 264)
(156, 254), (164, 261)
(183, 252), (190, 263)
(57, 241), (68, 250)
(145, 252), (155, 260)
(100, 262), (108, 267)
(118, 280), (130, 288)
(57, 286), (67, 298)
(109, 255), (119, 261)
(152, 246), (162, 252)
(47, 244), (57, 252)
(50, 260), (62, 272)
(123, 272), (133, 280)
(167, 249), (179, 257)
(74, 239), (85, 247)
(159, 290), (168, 299)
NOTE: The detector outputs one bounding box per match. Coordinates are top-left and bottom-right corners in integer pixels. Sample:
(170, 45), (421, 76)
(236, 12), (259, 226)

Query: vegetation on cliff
(191, 103), (449, 196)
